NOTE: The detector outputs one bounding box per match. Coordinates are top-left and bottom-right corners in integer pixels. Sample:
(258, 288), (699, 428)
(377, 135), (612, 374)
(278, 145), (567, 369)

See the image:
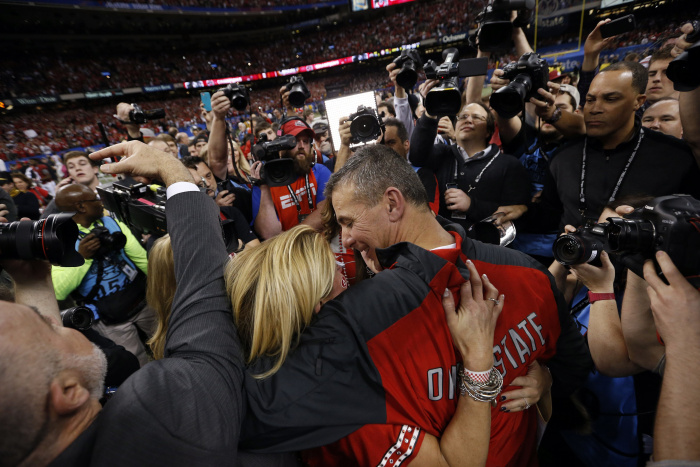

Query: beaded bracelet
(458, 364), (504, 403)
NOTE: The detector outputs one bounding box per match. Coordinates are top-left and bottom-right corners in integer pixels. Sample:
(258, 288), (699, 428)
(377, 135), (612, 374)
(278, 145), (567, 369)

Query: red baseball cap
(279, 119), (315, 140)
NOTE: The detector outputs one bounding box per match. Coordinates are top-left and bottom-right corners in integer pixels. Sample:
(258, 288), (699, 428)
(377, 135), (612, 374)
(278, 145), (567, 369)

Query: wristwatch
(544, 107), (562, 124)
(588, 291), (615, 304)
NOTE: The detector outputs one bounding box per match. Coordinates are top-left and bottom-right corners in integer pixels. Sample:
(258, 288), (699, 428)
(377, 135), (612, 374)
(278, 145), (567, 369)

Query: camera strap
(453, 147), (500, 194)
(286, 174), (314, 222)
(579, 129), (645, 219)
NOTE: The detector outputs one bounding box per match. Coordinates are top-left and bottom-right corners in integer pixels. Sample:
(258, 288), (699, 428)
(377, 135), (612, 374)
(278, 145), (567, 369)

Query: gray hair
(325, 144), (429, 209)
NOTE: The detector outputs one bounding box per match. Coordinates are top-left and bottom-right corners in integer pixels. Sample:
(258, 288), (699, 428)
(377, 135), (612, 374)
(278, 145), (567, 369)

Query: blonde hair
(230, 140), (251, 177)
(146, 235), (175, 360)
(225, 225), (335, 379)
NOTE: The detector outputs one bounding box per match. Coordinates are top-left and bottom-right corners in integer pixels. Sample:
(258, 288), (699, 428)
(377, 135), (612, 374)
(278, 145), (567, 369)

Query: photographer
(250, 118), (331, 239)
(0, 172), (18, 222)
(409, 97), (531, 229)
(52, 183), (154, 366)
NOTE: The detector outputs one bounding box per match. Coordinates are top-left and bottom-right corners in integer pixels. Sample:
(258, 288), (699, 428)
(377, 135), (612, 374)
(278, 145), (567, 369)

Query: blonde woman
(227, 139), (252, 187)
(145, 235), (175, 360)
(226, 225), (345, 379)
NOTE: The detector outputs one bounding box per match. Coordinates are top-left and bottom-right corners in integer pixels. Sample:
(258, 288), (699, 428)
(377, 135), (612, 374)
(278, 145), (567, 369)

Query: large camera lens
(552, 233), (603, 266)
(490, 73), (532, 119)
(396, 62), (418, 90)
(262, 159), (297, 187)
(288, 84), (307, 108)
(606, 218), (656, 253)
(60, 306), (94, 330)
(0, 213), (84, 267)
(350, 114), (381, 142)
(424, 78), (462, 116)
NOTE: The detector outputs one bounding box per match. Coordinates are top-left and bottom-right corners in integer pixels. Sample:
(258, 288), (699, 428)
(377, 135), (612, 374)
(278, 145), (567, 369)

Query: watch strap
(588, 291), (615, 304)
(545, 107), (562, 124)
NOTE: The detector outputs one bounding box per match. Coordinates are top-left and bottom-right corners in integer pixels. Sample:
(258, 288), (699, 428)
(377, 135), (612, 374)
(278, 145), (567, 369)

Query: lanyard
(453, 148), (500, 194)
(579, 129), (645, 219)
(286, 174), (314, 220)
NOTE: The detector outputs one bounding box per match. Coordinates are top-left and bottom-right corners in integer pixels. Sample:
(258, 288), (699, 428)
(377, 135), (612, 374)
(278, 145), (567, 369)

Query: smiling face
(332, 183), (389, 273)
(455, 103), (489, 146)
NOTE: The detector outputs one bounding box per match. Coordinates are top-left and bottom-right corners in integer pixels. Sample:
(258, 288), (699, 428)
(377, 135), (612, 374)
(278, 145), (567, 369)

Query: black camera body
(61, 306), (94, 330)
(553, 194), (700, 278)
(220, 83), (250, 111)
(285, 76), (311, 108)
(424, 48), (485, 116)
(0, 213), (84, 267)
(349, 106), (383, 145)
(490, 52), (549, 119)
(667, 20), (700, 92)
(251, 133), (298, 187)
(473, 0), (534, 52)
(129, 103), (166, 124)
(392, 49), (423, 90)
(97, 180), (168, 237)
(90, 226), (127, 259)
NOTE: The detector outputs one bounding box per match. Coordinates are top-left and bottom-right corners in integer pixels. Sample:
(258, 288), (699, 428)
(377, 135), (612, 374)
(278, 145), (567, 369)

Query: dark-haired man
(251, 119), (332, 239)
(40, 151), (102, 219)
(645, 47), (679, 109)
(539, 61), (700, 230)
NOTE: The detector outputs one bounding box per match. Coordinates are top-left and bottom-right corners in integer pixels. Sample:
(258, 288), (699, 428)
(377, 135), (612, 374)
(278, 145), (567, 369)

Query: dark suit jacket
(50, 191), (246, 466)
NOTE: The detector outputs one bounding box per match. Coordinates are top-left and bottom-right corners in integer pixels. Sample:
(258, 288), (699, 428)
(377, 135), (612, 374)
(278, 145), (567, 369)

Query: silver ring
(523, 398), (530, 410)
(488, 298), (500, 306)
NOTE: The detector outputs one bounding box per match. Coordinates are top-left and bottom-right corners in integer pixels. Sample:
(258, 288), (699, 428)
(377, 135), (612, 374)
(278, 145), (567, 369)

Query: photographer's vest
(270, 170), (320, 231)
(73, 216), (146, 324)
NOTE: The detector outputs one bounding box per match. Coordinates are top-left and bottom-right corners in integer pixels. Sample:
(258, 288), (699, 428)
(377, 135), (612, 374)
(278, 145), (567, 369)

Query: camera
(348, 106), (383, 145)
(0, 213), (84, 267)
(251, 133), (298, 187)
(220, 83), (250, 111)
(97, 179), (167, 237)
(473, 0), (534, 52)
(490, 52), (549, 119)
(552, 194), (700, 277)
(424, 49), (488, 116)
(392, 49), (423, 90)
(285, 76), (311, 108)
(90, 226), (127, 259)
(60, 306), (94, 331)
(667, 20), (700, 92)
(129, 103), (166, 124)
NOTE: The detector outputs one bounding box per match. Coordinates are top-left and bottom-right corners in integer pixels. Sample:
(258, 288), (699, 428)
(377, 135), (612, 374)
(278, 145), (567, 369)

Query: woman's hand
(443, 259), (504, 371)
(499, 361), (552, 414)
(569, 250), (615, 293)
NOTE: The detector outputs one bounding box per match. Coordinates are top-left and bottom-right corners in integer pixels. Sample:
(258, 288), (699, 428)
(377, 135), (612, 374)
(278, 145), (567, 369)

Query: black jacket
(409, 115), (531, 228)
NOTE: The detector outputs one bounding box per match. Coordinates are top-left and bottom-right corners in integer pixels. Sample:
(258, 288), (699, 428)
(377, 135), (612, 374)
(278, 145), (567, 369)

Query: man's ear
(49, 370), (91, 416)
(384, 187), (405, 223)
(403, 140), (410, 155)
(634, 93), (647, 111)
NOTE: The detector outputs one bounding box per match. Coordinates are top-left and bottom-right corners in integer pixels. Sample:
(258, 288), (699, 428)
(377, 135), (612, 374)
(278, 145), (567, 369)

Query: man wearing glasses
(52, 183), (154, 366)
(409, 101), (530, 229)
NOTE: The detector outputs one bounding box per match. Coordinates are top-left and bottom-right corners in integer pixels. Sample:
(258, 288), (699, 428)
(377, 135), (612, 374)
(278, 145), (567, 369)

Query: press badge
(121, 262), (138, 281)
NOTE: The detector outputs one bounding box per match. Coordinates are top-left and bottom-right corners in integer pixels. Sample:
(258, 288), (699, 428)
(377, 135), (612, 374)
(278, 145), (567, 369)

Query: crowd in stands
(98, 0), (338, 8)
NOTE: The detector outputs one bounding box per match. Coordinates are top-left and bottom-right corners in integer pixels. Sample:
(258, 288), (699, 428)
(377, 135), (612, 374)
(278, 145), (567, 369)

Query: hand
(489, 69), (510, 92)
(495, 204), (527, 223)
(418, 79), (439, 100)
(531, 82), (560, 121)
(215, 190), (235, 207)
(445, 188), (471, 213)
(251, 161), (263, 180)
(671, 22), (696, 58)
(279, 86), (292, 109)
(615, 204), (634, 217)
(437, 116), (455, 141)
(443, 259), (504, 370)
(211, 90), (231, 120)
(499, 361), (552, 413)
(116, 102), (135, 123)
(339, 117), (352, 146)
(644, 251), (700, 351)
(200, 103), (213, 127)
(569, 250), (615, 293)
(0, 256), (52, 285)
(90, 141), (194, 187)
(56, 177), (73, 190)
(0, 204), (8, 223)
(78, 233), (101, 260)
(583, 19), (616, 58)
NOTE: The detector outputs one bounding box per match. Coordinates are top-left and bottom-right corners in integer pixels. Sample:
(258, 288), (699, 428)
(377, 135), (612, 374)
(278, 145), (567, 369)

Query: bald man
(52, 184), (153, 365)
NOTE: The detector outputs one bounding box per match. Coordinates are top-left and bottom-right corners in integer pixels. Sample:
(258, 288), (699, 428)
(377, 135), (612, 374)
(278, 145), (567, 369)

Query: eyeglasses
(456, 113), (487, 122)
